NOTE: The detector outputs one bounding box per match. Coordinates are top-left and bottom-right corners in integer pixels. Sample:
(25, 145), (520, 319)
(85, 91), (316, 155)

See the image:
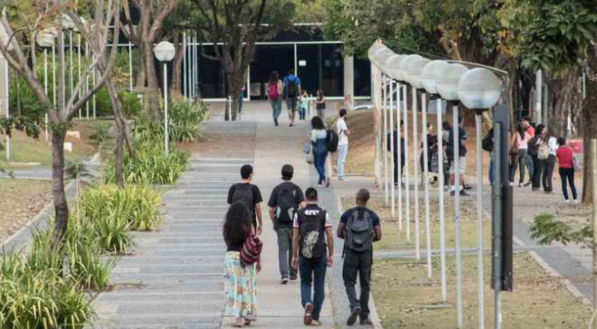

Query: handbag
(306, 152), (314, 164)
(240, 234), (262, 268)
(303, 141), (312, 155)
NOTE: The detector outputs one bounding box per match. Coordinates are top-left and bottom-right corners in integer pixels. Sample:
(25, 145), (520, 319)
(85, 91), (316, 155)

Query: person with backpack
(268, 164), (307, 284)
(556, 137), (579, 204)
(267, 71), (284, 126)
(310, 116), (330, 187)
(291, 187), (334, 327)
(542, 132), (558, 193)
(223, 202), (261, 328)
(228, 165), (264, 235)
(337, 189), (382, 326)
(283, 69), (302, 127)
(336, 109), (351, 181)
(316, 89), (326, 119)
(529, 124), (546, 191)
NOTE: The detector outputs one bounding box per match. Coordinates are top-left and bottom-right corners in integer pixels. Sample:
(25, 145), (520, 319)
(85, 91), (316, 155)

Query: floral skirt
(224, 251), (258, 319)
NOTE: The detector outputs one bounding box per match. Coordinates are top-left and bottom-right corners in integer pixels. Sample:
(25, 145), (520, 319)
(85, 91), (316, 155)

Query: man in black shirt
(268, 165), (306, 284)
(337, 189), (382, 326)
(387, 121), (406, 186)
(227, 164), (264, 235)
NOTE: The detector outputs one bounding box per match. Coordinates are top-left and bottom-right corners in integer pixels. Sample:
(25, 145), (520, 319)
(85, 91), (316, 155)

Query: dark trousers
(392, 155), (405, 184)
(343, 250), (373, 318)
(314, 151), (328, 184)
(559, 168), (578, 201)
(299, 255), (327, 321)
(542, 155), (556, 192)
(532, 156), (544, 189)
(276, 226), (296, 279)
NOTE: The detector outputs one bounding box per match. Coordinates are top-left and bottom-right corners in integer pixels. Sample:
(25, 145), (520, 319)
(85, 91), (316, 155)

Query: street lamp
(436, 63), (469, 329)
(154, 41), (176, 156)
(421, 59), (450, 304)
(37, 29), (57, 143)
(0, 19), (13, 161)
(458, 67), (502, 329)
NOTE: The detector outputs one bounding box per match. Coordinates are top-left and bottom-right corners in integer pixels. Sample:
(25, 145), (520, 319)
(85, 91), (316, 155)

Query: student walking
(556, 137), (578, 203)
(299, 90), (309, 120)
(310, 116), (330, 187)
(336, 109), (351, 181)
(316, 89), (326, 119)
(512, 122), (532, 187)
(448, 116), (468, 196)
(223, 202), (261, 328)
(542, 133), (558, 193)
(268, 71), (284, 126)
(337, 189), (382, 326)
(291, 188), (334, 327)
(228, 165), (264, 235)
(268, 165), (306, 284)
(529, 124), (546, 190)
(387, 121), (405, 186)
(284, 69), (302, 127)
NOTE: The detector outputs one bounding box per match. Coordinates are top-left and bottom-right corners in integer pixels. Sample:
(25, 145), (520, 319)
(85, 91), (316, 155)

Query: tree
(122, 0), (180, 120)
(0, 0), (122, 244)
(188, 0), (294, 121)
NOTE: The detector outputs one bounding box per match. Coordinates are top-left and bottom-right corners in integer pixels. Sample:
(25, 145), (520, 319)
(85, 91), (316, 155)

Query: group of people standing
(223, 163), (382, 327)
(268, 70), (327, 126)
(507, 117), (580, 203)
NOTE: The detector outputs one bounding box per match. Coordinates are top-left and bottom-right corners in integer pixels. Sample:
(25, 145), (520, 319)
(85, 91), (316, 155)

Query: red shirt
(556, 146), (574, 169)
(526, 126), (535, 138)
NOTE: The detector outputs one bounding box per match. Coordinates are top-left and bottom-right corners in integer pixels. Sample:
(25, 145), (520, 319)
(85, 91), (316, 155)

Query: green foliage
(120, 91), (142, 118)
(529, 213), (592, 247)
(88, 122), (113, 149)
(168, 101), (206, 142)
(502, 0), (597, 74)
(65, 162), (92, 182)
(80, 184), (163, 233)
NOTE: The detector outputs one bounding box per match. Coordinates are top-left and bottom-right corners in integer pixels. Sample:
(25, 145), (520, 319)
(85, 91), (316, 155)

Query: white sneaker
(565, 199), (570, 204)
(573, 199), (579, 205)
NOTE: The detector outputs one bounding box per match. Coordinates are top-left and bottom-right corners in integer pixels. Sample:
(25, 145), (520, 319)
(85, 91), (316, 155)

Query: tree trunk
(171, 31), (184, 97)
(546, 70), (578, 137)
(582, 45), (597, 204)
(105, 78), (128, 187)
(51, 131), (69, 246)
(142, 41), (162, 121)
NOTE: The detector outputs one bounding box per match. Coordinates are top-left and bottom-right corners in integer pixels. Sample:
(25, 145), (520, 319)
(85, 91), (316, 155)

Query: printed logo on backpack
(232, 185), (254, 216)
(298, 207), (326, 259)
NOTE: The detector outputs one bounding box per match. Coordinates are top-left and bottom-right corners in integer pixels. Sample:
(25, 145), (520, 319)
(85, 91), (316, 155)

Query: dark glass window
(354, 57), (371, 97)
(250, 44), (294, 100)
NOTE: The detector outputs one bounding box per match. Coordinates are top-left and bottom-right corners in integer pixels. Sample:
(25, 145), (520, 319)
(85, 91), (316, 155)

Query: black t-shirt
(226, 239), (244, 252)
(268, 181), (305, 227)
(340, 206), (381, 227)
(227, 183), (263, 226)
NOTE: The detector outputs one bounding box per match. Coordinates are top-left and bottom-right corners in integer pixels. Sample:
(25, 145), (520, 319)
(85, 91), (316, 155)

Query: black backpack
(298, 206), (327, 259)
(326, 129), (339, 153)
(345, 210), (374, 253)
(528, 136), (541, 156)
(287, 78), (297, 98)
(482, 134), (493, 152)
(276, 184), (298, 223)
(231, 184), (254, 215)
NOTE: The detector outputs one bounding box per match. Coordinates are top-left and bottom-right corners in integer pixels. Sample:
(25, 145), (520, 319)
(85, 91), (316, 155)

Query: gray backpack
(345, 210), (374, 253)
(538, 141), (550, 160)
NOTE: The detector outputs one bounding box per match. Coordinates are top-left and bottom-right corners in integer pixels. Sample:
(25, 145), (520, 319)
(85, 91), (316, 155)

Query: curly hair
(223, 202), (253, 247)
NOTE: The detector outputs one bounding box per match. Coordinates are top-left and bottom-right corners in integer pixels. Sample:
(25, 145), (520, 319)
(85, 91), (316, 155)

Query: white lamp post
(458, 68), (502, 329)
(421, 59), (450, 304)
(0, 20), (13, 161)
(154, 41), (176, 156)
(37, 29), (57, 143)
(437, 63), (469, 329)
(376, 49), (396, 206)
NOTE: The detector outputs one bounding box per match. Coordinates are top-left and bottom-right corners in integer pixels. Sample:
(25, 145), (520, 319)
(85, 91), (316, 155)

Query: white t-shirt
(548, 136), (558, 155)
(337, 118), (348, 146)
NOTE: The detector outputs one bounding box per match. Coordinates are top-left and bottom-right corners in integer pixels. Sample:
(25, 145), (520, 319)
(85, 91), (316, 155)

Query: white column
(52, 45), (57, 108)
(164, 63), (170, 156)
(383, 76), (389, 203)
(183, 32), (187, 99)
(129, 42), (134, 91)
(403, 85), (410, 242)
(92, 56), (97, 119)
(397, 83), (403, 231)
(85, 42), (89, 119)
(422, 92), (432, 278)
(413, 87), (420, 259)
(69, 31), (74, 99)
(437, 98), (447, 302)
(453, 104), (463, 329)
(390, 79), (395, 217)
(476, 112), (485, 329)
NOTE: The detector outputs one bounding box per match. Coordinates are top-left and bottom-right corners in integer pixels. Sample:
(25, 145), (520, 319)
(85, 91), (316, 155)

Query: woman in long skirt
(223, 202), (259, 327)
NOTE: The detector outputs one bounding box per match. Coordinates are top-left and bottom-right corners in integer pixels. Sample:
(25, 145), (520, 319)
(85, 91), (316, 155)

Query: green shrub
(120, 91), (142, 118)
(81, 184), (163, 232)
(104, 141), (188, 185)
(168, 101), (206, 142)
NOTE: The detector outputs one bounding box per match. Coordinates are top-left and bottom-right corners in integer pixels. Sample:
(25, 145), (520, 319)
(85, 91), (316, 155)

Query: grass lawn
(0, 178), (53, 242)
(0, 119), (103, 169)
(372, 253), (591, 328)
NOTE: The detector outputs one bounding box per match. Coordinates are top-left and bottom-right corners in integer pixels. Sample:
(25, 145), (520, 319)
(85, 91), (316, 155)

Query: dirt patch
(343, 109), (376, 176)
(372, 252), (591, 328)
(0, 178), (53, 243)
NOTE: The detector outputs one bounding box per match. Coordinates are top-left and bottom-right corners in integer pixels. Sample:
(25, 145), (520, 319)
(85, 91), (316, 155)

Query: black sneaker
(347, 307), (362, 326)
(360, 317), (373, 326)
(281, 277), (289, 285)
(463, 184), (473, 190)
(289, 275), (298, 283)
(460, 190), (470, 197)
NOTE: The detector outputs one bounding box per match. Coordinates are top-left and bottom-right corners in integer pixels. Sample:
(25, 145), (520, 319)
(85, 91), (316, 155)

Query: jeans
(513, 149), (532, 183)
(559, 168), (577, 201)
(532, 157), (545, 189)
(489, 157), (494, 185)
(299, 255), (327, 321)
(542, 155), (556, 191)
(343, 250), (373, 318)
(270, 99), (282, 124)
(337, 144), (348, 179)
(239, 92), (244, 113)
(299, 106), (306, 120)
(276, 226), (296, 279)
(313, 151), (328, 185)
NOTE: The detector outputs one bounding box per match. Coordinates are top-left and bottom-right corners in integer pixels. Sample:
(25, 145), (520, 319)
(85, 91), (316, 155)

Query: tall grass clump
(168, 101), (206, 142)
